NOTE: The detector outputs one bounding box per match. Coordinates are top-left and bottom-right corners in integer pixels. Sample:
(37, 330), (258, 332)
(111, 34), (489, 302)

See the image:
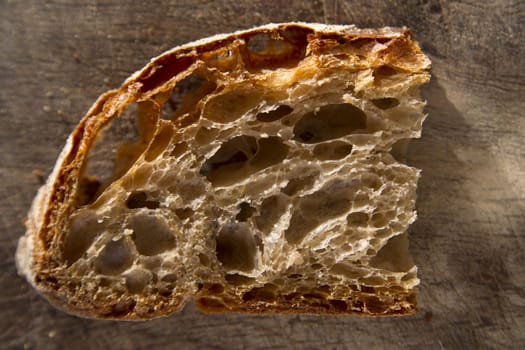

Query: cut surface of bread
(16, 23), (430, 319)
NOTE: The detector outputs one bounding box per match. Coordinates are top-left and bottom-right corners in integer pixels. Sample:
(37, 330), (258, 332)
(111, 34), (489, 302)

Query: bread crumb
(17, 23), (430, 320)
(48, 330), (57, 338)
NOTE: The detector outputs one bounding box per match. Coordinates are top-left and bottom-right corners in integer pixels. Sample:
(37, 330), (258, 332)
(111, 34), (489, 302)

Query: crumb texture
(18, 23), (430, 319)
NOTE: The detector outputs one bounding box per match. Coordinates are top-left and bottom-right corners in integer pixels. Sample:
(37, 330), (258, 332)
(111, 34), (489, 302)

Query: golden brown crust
(195, 283), (416, 316)
(16, 22), (430, 319)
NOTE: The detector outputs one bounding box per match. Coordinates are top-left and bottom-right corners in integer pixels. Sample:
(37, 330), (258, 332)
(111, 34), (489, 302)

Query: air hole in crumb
(254, 195), (287, 233)
(158, 285), (174, 297)
(196, 297), (226, 310)
(366, 248), (376, 256)
(174, 178), (206, 201)
(198, 253), (210, 266)
(208, 283), (225, 294)
(293, 104), (367, 144)
(243, 28), (308, 71)
(281, 174), (317, 196)
(195, 127), (219, 145)
(160, 71), (216, 121)
(246, 32), (277, 53)
(281, 26), (311, 46)
(317, 285), (331, 293)
(311, 263), (323, 270)
(303, 292), (325, 300)
(371, 212), (388, 227)
(139, 55), (195, 93)
(376, 228), (392, 239)
(200, 136), (254, 184)
(272, 278), (285, 286)
(285, 179), (356, 244)
(352, 192), (369, 208)
(373, 65), (398, 78)
(366, 296), (388, 314)
(77, 177), (101, 207)
(161, 273), (178, 283)
(63, 210), (102, 265)
(95, 238), (134, 275)
(284, 292), (301, 301)
(236, 202), (256, 222)
(371, 97), (400, 110)
(202, 89), (262, 123)
(329, 234), (348, 247)
(242, 286), (276, 302)
(140, 256), (162, 271)
(284, 212), (318, 245)
(161, 260), (176, 270)
(82, 102), (155, 204)
(98, 276), (113, 287)
(144, 124), (174, 162)
(126, 191), (160, 209)
(129, 213), (175, 256)
(361, 173), (382, 190)
(361, 286), (375, 294)
(376, 37), (392, 44)
(111, 299), (136, 317)
(170, 141), (188, 158)
(256, 105), (293, 122)
(313, 141), (353, 161)
(353, 300), (365, 309)
(175, 207), (194, 220)
(215, 223), (256, 272)
(250, 137), (289, 170)
(360, 276), (386, 286)
(122, 165), (153, 190)
(160, 73), (203, 118)
(201, 46), (236, 70)
(225, 274), (256, 285)
(200, 136), (288, 187)
(330, 299), (348, 312)
(347, 212), (369, 226)
(348, 284), (360, 292)
(178, 112), (201, 128)
(330, 263), (361, 279)
(125, 269), (151, 294)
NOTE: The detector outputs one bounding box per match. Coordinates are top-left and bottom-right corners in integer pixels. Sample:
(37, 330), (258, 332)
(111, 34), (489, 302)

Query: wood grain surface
(1, 1), (524, 349)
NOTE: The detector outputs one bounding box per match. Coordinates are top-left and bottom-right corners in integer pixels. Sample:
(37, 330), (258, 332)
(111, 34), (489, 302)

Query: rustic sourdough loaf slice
(16, 23), (430, 319)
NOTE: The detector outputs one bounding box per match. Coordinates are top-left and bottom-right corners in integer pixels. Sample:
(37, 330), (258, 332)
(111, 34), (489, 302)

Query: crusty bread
(16, 23), (430, 319)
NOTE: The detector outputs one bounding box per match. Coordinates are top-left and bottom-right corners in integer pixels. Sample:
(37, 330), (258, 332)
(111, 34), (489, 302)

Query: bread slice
(16, 23), (430, 319)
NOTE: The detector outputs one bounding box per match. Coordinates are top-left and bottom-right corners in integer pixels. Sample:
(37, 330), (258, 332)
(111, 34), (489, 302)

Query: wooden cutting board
(1, 1), (523, 349)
